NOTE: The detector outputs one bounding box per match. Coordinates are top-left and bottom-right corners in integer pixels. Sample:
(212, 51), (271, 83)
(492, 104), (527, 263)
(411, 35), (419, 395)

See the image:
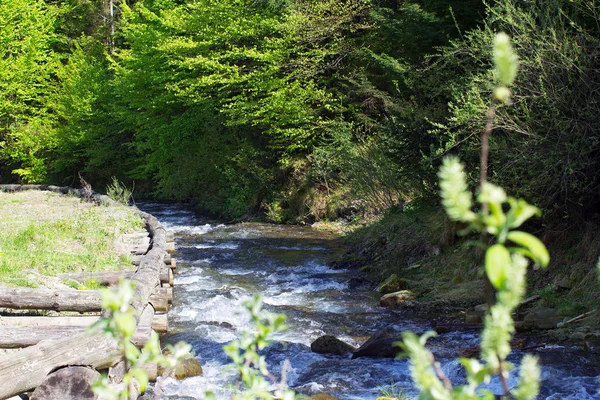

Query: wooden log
(60, 270), (172, 286)
(0, 287), (167, 312)
(170, 257), (177, 271)
(0, 186), (167, 399)
(0, 314), (168, 333)
(0, 288), (103, 313)
(0, 330), (121, 398)
(151, 313), (168, 333)
(166, 241), (176, 253)
(556, 309), (597, 327)
(133, 254), (171, 266)
(143, 362), (158, 382)
(131, 236), (151, 255)
(161, 266), (174, 286)
(107, 360), (140, 400)
(30, 366), (101, 400)
(0, 305), (156, 349)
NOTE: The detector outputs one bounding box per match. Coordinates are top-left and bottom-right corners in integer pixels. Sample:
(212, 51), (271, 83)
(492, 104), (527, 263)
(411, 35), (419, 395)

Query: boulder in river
(379, 290), (416, 308)
(307, 395), (341, 400)
(352, 327), (403, 359)
(311, 335), (356, 355)
(523, 306), (560, 330)
(584, 331), (600, 354)
(159, 356), (203, 379)
(376, 274), (408, 294)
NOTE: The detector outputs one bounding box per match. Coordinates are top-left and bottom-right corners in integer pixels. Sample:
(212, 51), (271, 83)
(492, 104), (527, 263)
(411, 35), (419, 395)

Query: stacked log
(0, 184), (178, 399)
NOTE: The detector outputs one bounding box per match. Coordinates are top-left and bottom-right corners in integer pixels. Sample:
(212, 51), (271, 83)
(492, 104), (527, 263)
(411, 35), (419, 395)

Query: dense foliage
(1, 0), (599, 225)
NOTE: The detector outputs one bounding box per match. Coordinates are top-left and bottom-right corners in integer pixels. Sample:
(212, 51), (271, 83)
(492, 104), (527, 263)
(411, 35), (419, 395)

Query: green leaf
(130, 367), (149, 393)
(506, 198), (541, 229)
(485, 244), (511, 289)
(114, 312), (136, 338)
(124, 341), (141, 364)
(507, 231), (549, 267)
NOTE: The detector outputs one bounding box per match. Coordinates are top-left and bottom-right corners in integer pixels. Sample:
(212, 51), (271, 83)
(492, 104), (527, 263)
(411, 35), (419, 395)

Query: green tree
(0, 0), (59, 182)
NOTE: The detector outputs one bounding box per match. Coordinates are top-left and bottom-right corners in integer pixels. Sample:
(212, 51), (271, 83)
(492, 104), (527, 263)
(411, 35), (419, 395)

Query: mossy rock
(377, 274), (409, 294)
(380, 290), (416, 308)
(307, 395), (341, 400)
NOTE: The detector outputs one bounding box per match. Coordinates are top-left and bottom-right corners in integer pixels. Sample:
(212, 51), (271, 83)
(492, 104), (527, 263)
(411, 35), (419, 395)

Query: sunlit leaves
(507, 231), (549, 267)
(493, 32), (518, 103)
(399, 331), (451, 400)
(438, 156), (476, 223)
(485, 244), (511, 290)
(512, 355), (541, 400)
(92, 280), (191, 399)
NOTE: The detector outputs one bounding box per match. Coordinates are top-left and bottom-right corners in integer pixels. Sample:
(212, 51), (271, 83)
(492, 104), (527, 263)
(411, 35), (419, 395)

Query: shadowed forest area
(1, 1), (599, 310)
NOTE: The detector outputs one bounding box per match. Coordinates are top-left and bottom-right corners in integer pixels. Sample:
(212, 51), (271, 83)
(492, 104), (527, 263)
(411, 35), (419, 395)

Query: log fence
(0, 184), (179, 399)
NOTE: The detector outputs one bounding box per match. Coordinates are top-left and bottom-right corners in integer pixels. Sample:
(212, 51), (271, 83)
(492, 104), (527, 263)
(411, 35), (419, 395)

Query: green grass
(0, 191), (144, 287)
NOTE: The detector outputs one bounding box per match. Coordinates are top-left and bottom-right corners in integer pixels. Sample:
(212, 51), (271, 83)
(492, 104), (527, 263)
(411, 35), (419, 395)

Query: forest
(1, 0), (599, 225)
(1, 1), (600, 397)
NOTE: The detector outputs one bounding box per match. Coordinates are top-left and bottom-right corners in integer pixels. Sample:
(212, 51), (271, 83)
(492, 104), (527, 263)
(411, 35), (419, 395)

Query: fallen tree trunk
(0, 287), (168, 312)
(0, 305), (155, 349)
(0, 313), (168, 333)
(60, 269), (172, 286)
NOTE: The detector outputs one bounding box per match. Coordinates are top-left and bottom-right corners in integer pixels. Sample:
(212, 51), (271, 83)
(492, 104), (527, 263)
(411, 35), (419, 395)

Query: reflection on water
(138, 202), (600, 399)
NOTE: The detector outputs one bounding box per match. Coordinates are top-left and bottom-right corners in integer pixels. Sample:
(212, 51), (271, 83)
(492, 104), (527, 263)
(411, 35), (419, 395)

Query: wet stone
(380, 290), (416, 308)
(311, 335), (356, 356)
(307, 395), (341, 400)
(352, 327), (403, 359)
(524, 306), (560, 330)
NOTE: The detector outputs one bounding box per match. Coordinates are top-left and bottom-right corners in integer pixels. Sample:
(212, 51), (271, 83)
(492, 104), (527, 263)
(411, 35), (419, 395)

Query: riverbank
(336, 206), (600, 344)
(0, 190), (145, 288)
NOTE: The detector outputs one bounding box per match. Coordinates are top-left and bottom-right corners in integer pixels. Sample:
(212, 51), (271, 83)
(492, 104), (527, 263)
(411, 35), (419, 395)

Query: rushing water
(138, 202), (600, 399)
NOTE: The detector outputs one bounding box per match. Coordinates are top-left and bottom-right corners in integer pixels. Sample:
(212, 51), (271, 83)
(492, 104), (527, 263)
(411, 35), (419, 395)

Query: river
(138, 202), (600, 399)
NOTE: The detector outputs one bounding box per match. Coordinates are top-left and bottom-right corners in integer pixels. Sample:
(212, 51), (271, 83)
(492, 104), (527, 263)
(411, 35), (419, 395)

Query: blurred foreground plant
(91, 279), (191, 400)
(399, 33), (548, 399)
(220, 294), (296, 400)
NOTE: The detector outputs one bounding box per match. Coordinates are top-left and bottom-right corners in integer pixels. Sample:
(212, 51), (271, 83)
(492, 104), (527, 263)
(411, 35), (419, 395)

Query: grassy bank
(341, 206), (600, 323)
(0, 191), (144, 287)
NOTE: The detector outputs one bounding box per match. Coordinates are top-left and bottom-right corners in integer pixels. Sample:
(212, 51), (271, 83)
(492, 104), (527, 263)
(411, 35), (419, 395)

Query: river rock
(376, 274), (408, 294)
(311, 335), (356, 355)
(159, 356), (203, 379)
(307, 395), (341, 400)
(584, 331), (600, 354)
(379, 290), (416, 308)
(465, 304), (488, 324)
(352, 327), (403, 359)
(523, 306), (560, 330)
